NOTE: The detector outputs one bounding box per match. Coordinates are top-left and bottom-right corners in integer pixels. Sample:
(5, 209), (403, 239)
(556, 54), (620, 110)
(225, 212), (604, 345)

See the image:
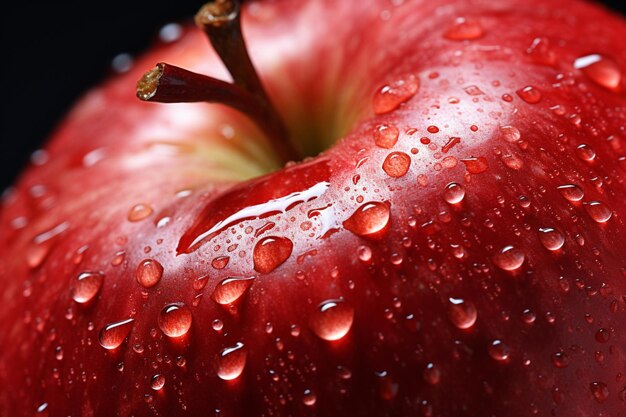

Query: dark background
(1, 0), (625, 192)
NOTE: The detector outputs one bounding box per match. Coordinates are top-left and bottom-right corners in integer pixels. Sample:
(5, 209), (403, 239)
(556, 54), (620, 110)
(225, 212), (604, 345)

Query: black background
(1, 0), (625, 191)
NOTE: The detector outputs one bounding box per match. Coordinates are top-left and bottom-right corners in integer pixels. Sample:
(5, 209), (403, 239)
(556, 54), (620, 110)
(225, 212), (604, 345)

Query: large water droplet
(443, 17), (484, 40)
(492, 246), (525, 271)
(584, 201), (612, 223)
(500, 125), (521, 143)
(128, 203), (153, 222)
(574, 54), (622, 91)
(372, 74), (419, 115)
(557, 184), (584, 202)
(151, 374), (165, 390)
(253, 236), (293, 273)
(538, 228), (565, 251)
(443, 182), (465, 204)
(310, 299), (354, 341)
(575, 144), (596, 162)
(488, 339), (510, 361)
(302, 389), (317, 406)
(99, 318), (134, 350)
(382, 152), (411, 177)
(71, 271), (105, 304)
(461, 156), (488, 174)
(447, 297), (477, 329)
(590, 381), (609, 403)
(135, 259), (164, 288)
(211, 256), (229, 269)
(516, 86), (542, 104)
(343, 202), (391, 238)
(374, 124), (399, 148)
(158, 303), (192, 338)
(212, 276), (255, 305)
(217, 342), (247, 381)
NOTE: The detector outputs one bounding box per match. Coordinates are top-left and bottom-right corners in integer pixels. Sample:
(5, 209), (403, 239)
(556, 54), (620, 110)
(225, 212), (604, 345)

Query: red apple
(1, 0), (625, 416)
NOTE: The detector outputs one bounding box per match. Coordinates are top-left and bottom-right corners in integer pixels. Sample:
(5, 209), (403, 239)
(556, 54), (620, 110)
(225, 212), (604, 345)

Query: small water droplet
(253, 236), (293, 273)
(590, 381), (609, 403)
(443, 182), (465, 204)
(461, 156), (488, 173)
(151, 374), (165, 390)
(538, 228), (565, 251)
(493, 246), (525, 271)
(217, 342), (247, 381)
(357, 245), (373, 263)
(159, 23), (183, 43)
(158, 303), (192, 338)
(382, 152), (411, 177)
(372, 74), (419, 115)
(526, 37), (557, 66)
(595, 328), (611, 343)
(128, 203), (153, 222)
(111, 53), (133, 73)
(574, 54), (622, 91)
(500, 126), (521, 143)
(516, 86), (542, 104)
(551, 351), (570, 368)
(423, 363), (441, 385)
(302, 389), (317, 406)
(343, 201), (391, 238)
(99, 318), (134, 350)
(212, 276), (255, 305)
(557, 184), (584, 202)
(374, 124), (399, 148)
(584, 201), (612, 223)
(212, 319), (224, 332)
(447, 297), (478, 329)
(443, 17), (484, 40)
(427, 125), (440, 133)
(135, 259), (163, 288)
(310, 299), (354, 341)
(71, 271), (105, 303)
(488, 339), (510, 361)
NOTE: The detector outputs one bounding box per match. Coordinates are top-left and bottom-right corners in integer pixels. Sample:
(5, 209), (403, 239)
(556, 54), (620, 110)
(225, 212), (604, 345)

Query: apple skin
(1, 0), (625, 416)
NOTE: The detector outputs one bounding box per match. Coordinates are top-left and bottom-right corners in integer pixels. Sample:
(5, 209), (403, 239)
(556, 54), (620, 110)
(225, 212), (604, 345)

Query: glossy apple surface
(1, 0), (625, 416)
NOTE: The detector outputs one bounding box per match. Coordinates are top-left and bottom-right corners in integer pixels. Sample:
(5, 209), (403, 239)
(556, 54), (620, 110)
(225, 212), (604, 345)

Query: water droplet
(516, 86), (542, 104)
(212, 319), (224, 331)
(488, 339), (510, 361)
(584, 201), (612, 223)
(538, 228), (565, 251)
(217, 342), (247, 381)
(590, 381), (609, 403)
(71, 271), (105, 303)
(443, 182), (465, 204)
(441, 136), (461, 153)
(492, 246), (525, 271)
(427, 125), (440, 133)
(158, 303), (192, 338)
(302, 389), (317, 406)
(111, 53), (133, 73)
(574, 54), (622, 91)
(128, 203), (153, 222)
(557, 184), (584, 202)
(595, 328), (611, 343)
(343, 201), (391, 238)
(99, 318), (134, 350)
(357, 245), (373, 263)
(423, 363), (441, 385)
(461, 156), (488, 174)
(526, 37), (557, 66)
(211, 256), (230, 270)
(551, 351), (570, 368)
(253, 236), (293, 273)
(135, 259), (163, 288)
(382, 152), (411, 177)
(447, 297), (478, 329)
(575, 144), (596, 161)
(521, 308), (536, 324)
(151, 374), (165, 390)
(212, 276), (255, 305)
(159, 23), (183, 43)
(310, 299), (354, 341)
(500, 125), (521, 143)
(372, 74), (419, 115)
(374, 124), (399, 148)
(443, 17), (484, 40)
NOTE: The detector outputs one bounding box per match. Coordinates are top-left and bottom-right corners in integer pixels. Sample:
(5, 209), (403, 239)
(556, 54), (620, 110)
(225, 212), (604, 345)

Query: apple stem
(136, 62), (297, 163)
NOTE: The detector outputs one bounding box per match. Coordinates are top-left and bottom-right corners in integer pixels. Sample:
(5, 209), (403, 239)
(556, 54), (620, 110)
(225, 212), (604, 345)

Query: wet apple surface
(0, 0), (625, 416)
